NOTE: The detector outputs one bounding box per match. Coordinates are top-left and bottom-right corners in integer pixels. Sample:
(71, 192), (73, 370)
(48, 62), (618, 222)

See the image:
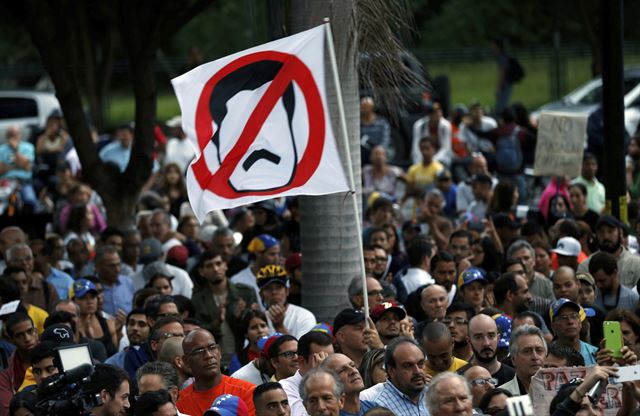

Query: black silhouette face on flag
(208, 60), (298, 192)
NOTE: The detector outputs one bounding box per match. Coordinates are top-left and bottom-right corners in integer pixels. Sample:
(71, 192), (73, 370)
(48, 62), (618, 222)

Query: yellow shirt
(406, 160), (444, 189)
(27, 304), (48, 335)
(18, 367), (35, 392)
(425, 356), (468, 377)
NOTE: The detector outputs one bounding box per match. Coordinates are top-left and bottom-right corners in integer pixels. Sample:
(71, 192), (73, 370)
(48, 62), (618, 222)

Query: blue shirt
(0, 141), (34, 181)
(99, 141), (131, 173)
(580, 340), (598, 366)
(101, 274), (135, 315)
(340, 401), (376, 416)
(374, 380), (429, 416)
(46, 267), (74, 300)
(105, 349), (126, 368)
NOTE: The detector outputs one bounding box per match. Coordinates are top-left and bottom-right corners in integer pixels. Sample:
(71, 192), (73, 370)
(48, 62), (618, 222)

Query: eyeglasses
(470, 377), (497, 387)
(276, 351), (298, 359)
(367, 290), (384, 297)
(161, 332), (184, 340)
(187, 343), (219, 358)
(156, 313), (180, 319)
(442, 317), (468, 326)
(554, 313), (580, 323)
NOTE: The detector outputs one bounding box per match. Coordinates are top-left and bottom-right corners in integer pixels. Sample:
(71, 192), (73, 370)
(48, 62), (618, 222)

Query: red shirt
(177, 375), (255, 415)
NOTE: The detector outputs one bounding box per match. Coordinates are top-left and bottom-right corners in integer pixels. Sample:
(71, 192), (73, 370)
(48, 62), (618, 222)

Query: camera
(35, 344), (102, 416)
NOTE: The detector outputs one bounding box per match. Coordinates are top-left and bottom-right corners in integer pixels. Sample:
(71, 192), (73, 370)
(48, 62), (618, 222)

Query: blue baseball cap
(492, 314), (512, 349)
(204, 394), (249, 416)
(549, 298), (595, 322)
(457, 267), (487, 289)
(71, 279), (98, 299)
(247, 234), (279, 253)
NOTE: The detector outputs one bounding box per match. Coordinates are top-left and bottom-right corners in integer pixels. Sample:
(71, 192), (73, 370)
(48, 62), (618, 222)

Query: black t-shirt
(493, 362), (516, 386)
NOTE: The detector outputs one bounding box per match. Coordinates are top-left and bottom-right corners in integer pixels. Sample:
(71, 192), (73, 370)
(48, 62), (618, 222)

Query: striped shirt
(373, 380), (429, 416)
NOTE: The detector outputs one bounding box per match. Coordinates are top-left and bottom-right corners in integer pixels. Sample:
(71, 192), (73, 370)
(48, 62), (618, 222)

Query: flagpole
(323, 18), (370, 328)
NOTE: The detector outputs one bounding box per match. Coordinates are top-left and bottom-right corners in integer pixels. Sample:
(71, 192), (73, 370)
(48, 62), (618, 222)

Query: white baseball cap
(552, 236), (581, 257)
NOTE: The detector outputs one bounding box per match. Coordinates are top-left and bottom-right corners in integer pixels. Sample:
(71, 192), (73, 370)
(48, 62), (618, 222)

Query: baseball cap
(596, 215), (621, 230)
(247, 234), (279, 254)
(492, 213), (521, 229)
(576, 272), (595, 287)
(167, 245), (189, 267)
(457, 268), (488, 289)
(284, 253), (302, 273)
(204, 394), (249, 416)
(198, 225), (218, 244)
(333, 309), (366, 334)
(140, 238), (162, 265)
(491, 314), (512, 349)
(552, 237), (581, 257)
(71, 279), (98, 299)
(311, 322), (333, 337)
(142, 261), (173, 283)
(371, 302), (407, 322)
(256, 265), (288, 289)
(41, 324), (75, 346)
(257, 333), (283, 359)
(549, 298), (595, 322)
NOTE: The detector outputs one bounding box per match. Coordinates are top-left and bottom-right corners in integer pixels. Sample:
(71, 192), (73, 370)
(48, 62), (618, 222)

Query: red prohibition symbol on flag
(191, 51), (326, 198)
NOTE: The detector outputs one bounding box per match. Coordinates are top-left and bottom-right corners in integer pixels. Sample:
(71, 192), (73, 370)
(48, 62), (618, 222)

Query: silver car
(532, 67), (640, 136)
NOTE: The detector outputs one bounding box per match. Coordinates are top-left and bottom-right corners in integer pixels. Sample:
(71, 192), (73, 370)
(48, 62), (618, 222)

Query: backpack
(495, 126), (522, 174)
(506, 56), (525, 83)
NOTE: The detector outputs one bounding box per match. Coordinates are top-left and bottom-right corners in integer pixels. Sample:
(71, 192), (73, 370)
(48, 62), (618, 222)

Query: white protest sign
(533, 111), (588, 177)
(530, 366), (623, 416)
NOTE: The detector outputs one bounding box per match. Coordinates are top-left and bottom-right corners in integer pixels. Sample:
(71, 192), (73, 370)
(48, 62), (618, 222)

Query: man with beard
(466, 314), (515, 385)
(321, 353), (376, 415)
(374, 337), (429, 415)
(422, 321), (468, 376)
(191, 251), (256, 364)
(257, 265), (316, 338)
(588, 251), (639, 311)
(430, 251), (457, 304)
(578, 215), (640, 288)
(176, 329), (255, 415)
(106, 308), (149, 368)
(498, 325), (547, 396)
(371, 302), (407, 345)
(444, 303), (474, 361)
(494, 272), (532, 318)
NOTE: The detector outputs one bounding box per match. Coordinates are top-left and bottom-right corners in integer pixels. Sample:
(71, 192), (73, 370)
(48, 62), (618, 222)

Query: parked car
(0, 90), (61, 142)
(532, 67), (640, 136)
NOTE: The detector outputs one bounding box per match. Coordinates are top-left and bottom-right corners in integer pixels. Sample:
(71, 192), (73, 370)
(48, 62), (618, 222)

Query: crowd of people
(0, 92), (639, 416)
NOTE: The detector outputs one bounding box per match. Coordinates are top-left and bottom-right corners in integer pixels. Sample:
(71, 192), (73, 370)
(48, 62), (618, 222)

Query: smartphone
(604, 321), (623, 359)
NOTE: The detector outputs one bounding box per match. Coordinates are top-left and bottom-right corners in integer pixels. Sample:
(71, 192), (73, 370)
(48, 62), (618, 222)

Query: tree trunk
(290, 0), (361, 323)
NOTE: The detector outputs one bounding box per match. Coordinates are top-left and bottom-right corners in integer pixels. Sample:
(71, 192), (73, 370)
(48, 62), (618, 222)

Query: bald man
(158, 336), (191, 386)
(420, 284), (449, 322)
(176, 329), (255, 415)
(421, 321), (468, 376)
(463, 366), (496, 408)
(466, 314), (515, 385)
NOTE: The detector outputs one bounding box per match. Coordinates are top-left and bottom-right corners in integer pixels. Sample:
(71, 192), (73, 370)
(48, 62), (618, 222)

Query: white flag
(171, 24), (349, 222)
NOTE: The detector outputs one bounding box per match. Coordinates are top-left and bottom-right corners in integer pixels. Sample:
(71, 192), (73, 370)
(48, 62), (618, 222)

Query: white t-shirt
(231, 360), (269, 386)
(267, 303), (317, 339)
(280, 371), (307, 416)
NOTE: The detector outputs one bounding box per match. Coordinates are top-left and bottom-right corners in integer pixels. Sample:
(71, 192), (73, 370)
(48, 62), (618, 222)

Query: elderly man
(321, 353), (376, 415)
(425, 372), (473, 416)
(300, 368), (344, 416)
(176, 329), (255, 415)
(373, 337), (429, 415)
(0, 126), (37, 211)
(348, 276), (384, 312)
(420, 284), (448, 322)
(6, 243), (59, 312)
(136, 361), (184, 411)
(507, 240), (554, 299)
(463, 366), (497, 408)
(498, 324), (547, 396)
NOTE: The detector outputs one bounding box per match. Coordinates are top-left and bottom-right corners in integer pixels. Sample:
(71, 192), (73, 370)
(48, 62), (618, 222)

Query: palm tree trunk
(290, 0), (361, 323)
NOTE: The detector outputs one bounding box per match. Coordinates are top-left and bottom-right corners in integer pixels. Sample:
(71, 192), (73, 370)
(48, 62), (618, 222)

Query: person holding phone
(549, 365), (617, 416)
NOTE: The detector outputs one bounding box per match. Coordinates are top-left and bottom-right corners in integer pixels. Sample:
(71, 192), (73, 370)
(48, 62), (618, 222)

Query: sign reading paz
(533, 111), (588, 177)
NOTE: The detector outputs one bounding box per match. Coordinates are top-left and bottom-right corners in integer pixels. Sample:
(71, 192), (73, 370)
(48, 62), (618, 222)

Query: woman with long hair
(64, 203), (97, 252)
(154, 163), (188, 218)
(72, 278), (118, 357)
(228, 309), (270, 374)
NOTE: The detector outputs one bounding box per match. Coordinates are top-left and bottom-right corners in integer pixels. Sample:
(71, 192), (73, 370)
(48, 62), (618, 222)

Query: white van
(0, 90), (61, 142)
